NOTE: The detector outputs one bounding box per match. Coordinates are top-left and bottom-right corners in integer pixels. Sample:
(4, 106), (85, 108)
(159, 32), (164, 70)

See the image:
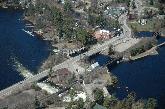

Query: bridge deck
(0, 36), (125, 98)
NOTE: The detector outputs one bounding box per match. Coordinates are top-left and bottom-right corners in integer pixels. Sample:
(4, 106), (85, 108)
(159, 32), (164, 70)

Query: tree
(31, 83), (41, 91)
(0, 107), (8, 109)
(113, 0), (131, 7)
(66, 98), (84, 109)
(93, 88), (104, 105)
(150, 0), (154, 5)
(103, 97), (111, 108)
(62, 16), (75, 39)
(35, 97), (41, 109)
(145, 98), (157, 109)
(76, 98), (84, 109)
(111, 75), (118, 84)
(158, 5), (165, 15)
(108, 46), (114, 55)
(51, 6), (63, 27)
(131, 0), (136, 9)
(69, 88), (76, 101)
(103, 96), (118, 109)
(64, 0), (73, 13)
(48, 67), (53, 78)
(76, 28), (90, 45)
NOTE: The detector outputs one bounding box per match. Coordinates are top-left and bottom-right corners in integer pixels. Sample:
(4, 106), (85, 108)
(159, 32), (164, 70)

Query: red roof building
(93, 29), (112, 40)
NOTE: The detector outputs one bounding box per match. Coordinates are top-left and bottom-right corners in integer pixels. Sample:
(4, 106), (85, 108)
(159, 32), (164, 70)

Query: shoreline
(0, 4), (24, 11)
(0, 6), (52, 42)
(23, 16), (57, 43)
(0, 7), (56, 77)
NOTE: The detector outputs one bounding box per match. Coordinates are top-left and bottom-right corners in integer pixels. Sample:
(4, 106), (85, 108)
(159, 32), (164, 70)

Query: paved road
(118, 13), (132, 38)
(0, 1), (140, 98)
(0, 35), (124, 99)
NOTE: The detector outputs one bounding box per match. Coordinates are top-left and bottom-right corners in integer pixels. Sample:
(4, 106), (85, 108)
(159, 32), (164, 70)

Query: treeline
(112, 0), (131, 6)
(25, 0), (124, 45)
(91, 88), (157, 109)
(130, 42), (155, 56)
(88, 13), (120, 29)
(25, 0), (97, 46)
(66, 88), (157, 109)
(0, 0), (20, 6)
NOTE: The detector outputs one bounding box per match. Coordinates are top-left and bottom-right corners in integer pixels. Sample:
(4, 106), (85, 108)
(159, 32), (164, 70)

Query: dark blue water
(93, 37), (165, 108)
(0, 9), (50, 90)
(110, 38), (165, 98)
(89, 54), (112, 66)
(135, 31), (154, 37)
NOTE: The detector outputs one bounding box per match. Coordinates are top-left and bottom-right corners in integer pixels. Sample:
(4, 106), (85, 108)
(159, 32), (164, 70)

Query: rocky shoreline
(0, 2), (23, 10)
(0, 1), (55, 42)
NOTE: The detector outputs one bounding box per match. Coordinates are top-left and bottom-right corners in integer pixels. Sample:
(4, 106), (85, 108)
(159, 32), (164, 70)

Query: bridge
(0, 36), (127, 99)
(0, 5), (144, 98)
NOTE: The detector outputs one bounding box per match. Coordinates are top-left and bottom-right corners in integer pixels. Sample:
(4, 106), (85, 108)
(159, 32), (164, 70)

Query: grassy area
(128, 19), (161, 32)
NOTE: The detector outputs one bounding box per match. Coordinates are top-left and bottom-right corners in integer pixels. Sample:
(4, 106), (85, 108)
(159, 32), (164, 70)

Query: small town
(0, 0), (165, 109)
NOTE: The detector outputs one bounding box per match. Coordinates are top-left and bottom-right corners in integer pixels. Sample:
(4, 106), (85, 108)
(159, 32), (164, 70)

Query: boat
(22, 29), (35, 37)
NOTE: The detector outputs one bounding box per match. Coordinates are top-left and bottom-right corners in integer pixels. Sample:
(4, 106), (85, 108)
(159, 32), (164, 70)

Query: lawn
(128, 19), (161, 32)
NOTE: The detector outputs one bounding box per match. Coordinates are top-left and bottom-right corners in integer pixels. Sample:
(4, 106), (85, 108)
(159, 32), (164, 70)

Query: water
(93, 37), (165, 108)
(135, 31), (154, 37)
(0, 9), (51, 90)
(89, 54), (112, 66)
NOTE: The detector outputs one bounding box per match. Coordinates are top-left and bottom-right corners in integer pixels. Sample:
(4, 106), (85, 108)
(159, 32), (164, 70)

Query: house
(93, 29), (112, 40)
(138, 19), (147, 25)
(37, 82), (59, 94)
(104, 3), (127, 19)
(63, 91), (87, 102)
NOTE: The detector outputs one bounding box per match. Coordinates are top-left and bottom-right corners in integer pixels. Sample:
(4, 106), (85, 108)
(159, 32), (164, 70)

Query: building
(37, 82), (59, 94)
(93, 29), (113, 40)
(104, 3), (127, 19)
(138, 19), (147, 25)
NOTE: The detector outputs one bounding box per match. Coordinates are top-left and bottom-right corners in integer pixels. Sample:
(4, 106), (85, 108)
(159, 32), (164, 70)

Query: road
(0, 35), (125, 99)
(0, 0), (141, 98)
(114, 4), (141, 52)
(118, 11), (132, 38)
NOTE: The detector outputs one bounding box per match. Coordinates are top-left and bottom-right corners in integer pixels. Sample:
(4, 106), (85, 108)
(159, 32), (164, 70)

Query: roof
(93, 29), (112, 40)
(37, 83), (58, 94)
(93, 104), (107, 109)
